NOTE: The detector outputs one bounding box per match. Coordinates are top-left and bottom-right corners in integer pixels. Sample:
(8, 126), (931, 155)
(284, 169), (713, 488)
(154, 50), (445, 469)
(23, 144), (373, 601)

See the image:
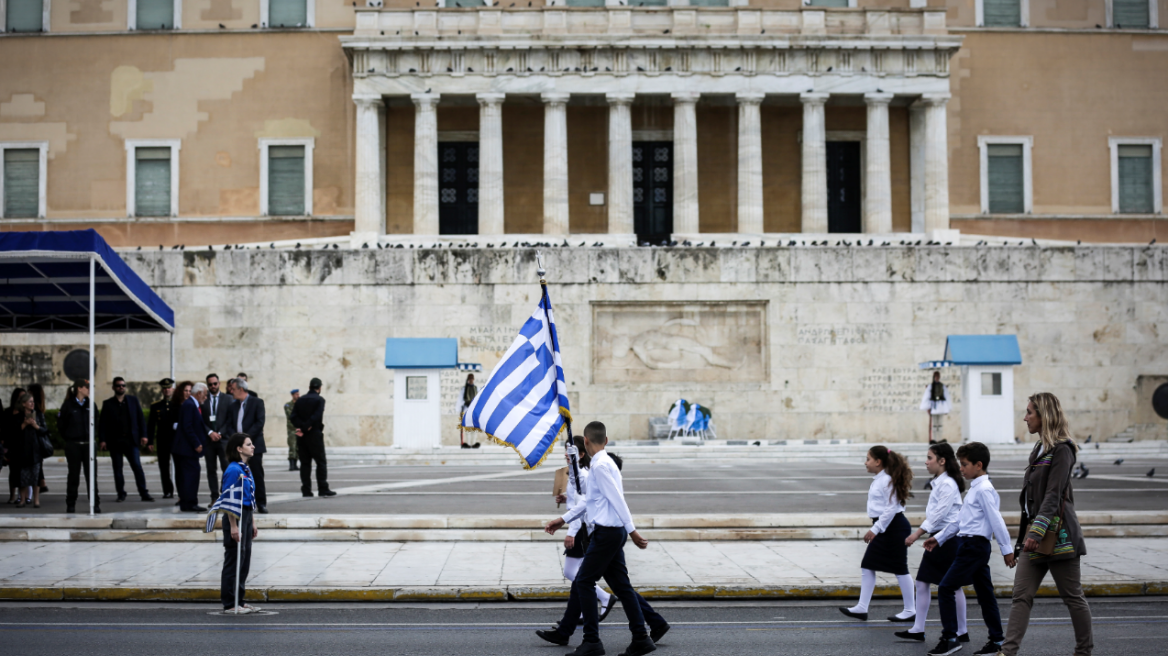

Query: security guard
(147, 378), (178, 499)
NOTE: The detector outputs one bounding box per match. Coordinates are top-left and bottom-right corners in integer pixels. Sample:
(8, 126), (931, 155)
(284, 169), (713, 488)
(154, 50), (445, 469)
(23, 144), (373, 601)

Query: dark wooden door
(439, 142), (478, 235)
(826, 141), (862, 234)
(633, 141), (673, 245)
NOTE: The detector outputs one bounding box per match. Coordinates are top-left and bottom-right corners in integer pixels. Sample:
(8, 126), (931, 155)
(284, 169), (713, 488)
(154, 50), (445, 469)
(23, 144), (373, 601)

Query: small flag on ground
(204, 465), (253, 533)
(461, 286), (570, 469)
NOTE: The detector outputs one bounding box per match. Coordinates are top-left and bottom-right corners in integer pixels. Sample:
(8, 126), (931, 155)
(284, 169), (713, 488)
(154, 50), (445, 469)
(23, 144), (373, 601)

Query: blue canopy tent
(0, 229), (175, 515)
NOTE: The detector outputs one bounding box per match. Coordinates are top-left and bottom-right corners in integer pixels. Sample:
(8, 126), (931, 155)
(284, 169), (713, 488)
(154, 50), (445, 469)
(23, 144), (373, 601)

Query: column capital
(863, 92), (894, 105)
(671, 91), (701, 104)
(736, 92), (765, 104)
(799, 92), (830, 105)
(476, 92), (506, 106)
(606, 92), (635, 105)
(541, 92), (570, 104)
(917, 93), (951, 107)
(410, 93), (440, 107)
(353, 94), (384, 107)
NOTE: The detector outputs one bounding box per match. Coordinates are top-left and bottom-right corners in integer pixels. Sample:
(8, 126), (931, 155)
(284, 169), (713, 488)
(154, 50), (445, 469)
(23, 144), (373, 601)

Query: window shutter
(982, 0), (1021, 26)
(807, 0), (850, 6)
(269, 0), (308, 27)
(689, 0), (730, 6)
(135, 147), (172, 217)
(136, 0), (175, 29)
(268, 145), (306, 216)
(3, 149), (40, 218)
(986, 143), (1024, 214)
(565, 0), (606, 6)
(1117, 144), (1154, 213)
(6, 0), (44, 32)
(1112, 0), (1150, 28)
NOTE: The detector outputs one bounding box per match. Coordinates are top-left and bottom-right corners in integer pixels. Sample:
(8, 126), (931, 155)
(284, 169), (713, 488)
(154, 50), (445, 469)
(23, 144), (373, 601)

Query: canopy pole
(170, 331), (175, 379)
(88, 255), (96, 517)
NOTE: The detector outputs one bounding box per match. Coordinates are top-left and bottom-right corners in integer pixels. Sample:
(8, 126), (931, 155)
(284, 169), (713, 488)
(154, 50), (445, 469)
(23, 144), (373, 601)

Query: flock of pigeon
(1069, 435), (1157, 480)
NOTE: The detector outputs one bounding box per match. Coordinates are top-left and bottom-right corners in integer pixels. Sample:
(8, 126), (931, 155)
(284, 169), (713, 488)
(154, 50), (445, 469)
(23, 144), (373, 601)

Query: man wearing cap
(290, 378), (335, 497)
(57, 379), (100, 513)
(147, 378), (179, 499)
(284, 389), (300, 471)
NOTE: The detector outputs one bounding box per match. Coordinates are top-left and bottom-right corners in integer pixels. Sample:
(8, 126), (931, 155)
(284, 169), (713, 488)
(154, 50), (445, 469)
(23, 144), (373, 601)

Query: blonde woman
(997, 393), (1092, 656)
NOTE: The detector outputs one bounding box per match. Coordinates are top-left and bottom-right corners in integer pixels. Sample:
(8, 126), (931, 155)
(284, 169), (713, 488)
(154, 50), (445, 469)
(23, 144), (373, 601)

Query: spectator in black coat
(290, 378), (334, 498)
(98, 377), (154, 502)
(224, 378), (268, 512)
(58, 380), (101, 513)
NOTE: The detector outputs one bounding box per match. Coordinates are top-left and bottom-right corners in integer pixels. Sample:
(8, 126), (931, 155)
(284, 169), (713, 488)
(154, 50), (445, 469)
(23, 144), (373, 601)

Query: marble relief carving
(592, 302), (766, 384)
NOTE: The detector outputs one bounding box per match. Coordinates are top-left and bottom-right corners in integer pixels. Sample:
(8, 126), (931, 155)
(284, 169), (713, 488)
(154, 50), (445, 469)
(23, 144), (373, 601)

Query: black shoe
(319, 490), (337, 497)
(618, 637), (656, 656)
(183, 505), (207, 513)
(40, 485), (49, 493)
(163, 493), (173, 499)
(472, 443), (481, 448)
(895, 630), (926, 642)
(838, 607), (868, 621)
(302, 492), (314, 497)
(598, 595), (617, 622)
(649, 622), (670, 643)
(536, 629), (569, 646)
(141, 494), (155, 502)
(973, 640), (1002, 655)
(888, 613), (915, 622)
(289, 462), (298, 471)
(257, 506), (269, 514)
(116, 494), (126, 502)
(94, 506), (101, 514)
(66, 506), (75, 513)
(927, 637), (962, 656)
(567, 640), (605, 656)
(461, 443), (471, 449)
(958, 634), (971, 643)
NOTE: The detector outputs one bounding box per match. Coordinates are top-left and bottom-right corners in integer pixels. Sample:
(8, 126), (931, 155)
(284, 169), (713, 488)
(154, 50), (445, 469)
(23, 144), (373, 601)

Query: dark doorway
(826, 141), (862, 233)
(438, 142), (478, 235)
(633, 141), (673, 244)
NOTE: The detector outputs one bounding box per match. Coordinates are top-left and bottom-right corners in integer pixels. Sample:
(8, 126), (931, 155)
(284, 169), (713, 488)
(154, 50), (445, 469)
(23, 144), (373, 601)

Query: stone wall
(3, 245), (1165, 447)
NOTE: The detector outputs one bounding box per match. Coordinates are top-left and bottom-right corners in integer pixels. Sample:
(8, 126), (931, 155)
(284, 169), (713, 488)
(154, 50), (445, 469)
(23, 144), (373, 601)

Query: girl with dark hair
(896, 443), (969, 643)
(213, 433), (259, 613)
(4, 388), (26, 504)
(27, 384), (48, 494)
(840, 445), (916, 622)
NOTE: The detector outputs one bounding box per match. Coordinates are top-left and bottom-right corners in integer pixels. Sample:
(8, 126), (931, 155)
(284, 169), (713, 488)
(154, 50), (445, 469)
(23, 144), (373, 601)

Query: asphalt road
(9, 456), (1168, 516)
(0, 597), (1161, 655)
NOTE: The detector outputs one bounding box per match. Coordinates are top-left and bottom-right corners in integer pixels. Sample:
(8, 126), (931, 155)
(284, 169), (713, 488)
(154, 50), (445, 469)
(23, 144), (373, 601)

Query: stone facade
(4, 245), (1165, 447)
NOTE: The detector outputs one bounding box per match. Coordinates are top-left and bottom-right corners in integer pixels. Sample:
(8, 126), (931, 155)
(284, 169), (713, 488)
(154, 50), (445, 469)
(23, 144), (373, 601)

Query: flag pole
(536, 252), (581, 496)
(235, 516), (242, 614)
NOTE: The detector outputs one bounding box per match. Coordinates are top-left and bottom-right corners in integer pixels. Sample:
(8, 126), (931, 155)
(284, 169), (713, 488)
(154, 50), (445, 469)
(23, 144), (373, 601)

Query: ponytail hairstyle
(928, 442), (965, 493)
(1028, 392), (1077, 454)
(572, 435), (591, 469)
(869, 445), (914, 506)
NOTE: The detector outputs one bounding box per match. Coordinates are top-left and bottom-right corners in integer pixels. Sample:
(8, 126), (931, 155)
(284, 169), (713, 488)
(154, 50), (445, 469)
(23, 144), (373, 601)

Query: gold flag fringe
(458, 406), (573, 471)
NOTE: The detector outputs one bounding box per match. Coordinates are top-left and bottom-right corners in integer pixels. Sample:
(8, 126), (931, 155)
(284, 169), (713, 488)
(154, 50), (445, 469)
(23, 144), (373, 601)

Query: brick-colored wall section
(567, 105), (608, 234)
(761, 106), (801, 233)
(386, 103), (414, 234)
(503, 103), (544, 235)
(890, 106), (912, 233)
(697, 104), (738, 233)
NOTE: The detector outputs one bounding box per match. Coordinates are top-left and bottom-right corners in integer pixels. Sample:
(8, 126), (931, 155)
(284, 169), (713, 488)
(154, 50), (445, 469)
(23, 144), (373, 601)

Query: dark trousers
(574, 526), (649, 644)
(939, 536), (1003, 642)
(108, 445), (149, 498)
(174, 454), (202, 510)
(155, 440), (174, 497)
(221, 508), (254, 609)
(251, 452), (267, 507)
(204, 439), (228, 503)
(298, 431), (330, 494)
(64, 441), (100, 509)
(557, 580), (665, 639)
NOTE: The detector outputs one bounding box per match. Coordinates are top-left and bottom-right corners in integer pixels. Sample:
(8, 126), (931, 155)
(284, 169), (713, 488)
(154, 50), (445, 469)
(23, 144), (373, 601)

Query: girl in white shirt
(840, 445), (917, 622)
(896, 442), (970, 643)
(559, 440), (614, 619)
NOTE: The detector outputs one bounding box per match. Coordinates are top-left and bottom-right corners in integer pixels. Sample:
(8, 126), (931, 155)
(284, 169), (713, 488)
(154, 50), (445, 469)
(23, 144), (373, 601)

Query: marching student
(896, 442), (969, 643)
(558, 437), (616, 621)
(923, 442), (1016, 656)
(839, 445), (916, 623)
(545, 421), (660, 656)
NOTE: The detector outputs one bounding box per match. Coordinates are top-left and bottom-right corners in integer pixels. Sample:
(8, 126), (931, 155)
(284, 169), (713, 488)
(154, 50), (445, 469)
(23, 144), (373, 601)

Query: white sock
(595, 585), (611, 607)
(563, 556), (582, 582)
(955, 588), (968, 636)
(911, 581), (931, 633)
(896, 574), (916, 617)
(848, 568), (877, 613)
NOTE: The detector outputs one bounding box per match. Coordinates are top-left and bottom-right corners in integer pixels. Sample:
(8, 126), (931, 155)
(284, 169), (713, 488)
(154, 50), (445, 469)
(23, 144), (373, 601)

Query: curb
(3, 581), (1165, 603)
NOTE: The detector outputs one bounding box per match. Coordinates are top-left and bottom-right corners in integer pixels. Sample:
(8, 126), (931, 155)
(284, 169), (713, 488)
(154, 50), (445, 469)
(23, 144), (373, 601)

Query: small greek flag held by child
(461, 284), (570, 470)
(204, 467), (250, 533)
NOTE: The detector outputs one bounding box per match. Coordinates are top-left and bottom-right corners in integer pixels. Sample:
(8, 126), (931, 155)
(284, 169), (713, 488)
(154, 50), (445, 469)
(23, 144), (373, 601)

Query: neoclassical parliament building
(0, 0), (1165, 246)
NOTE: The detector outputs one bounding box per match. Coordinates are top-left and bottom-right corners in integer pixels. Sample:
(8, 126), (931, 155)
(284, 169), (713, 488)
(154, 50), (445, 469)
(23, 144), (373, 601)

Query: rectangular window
(3, 149), (39, 218)
(1112, 0), (1150, 28)
(269, 0), (307, 27)
(6, 0), (44, 32)
(134, 147), (172, 217)
(565, 0), (605, 5)
(983, 0), (1021, 26)
(134, 0), (175, 29)
(981, 372), (1002, 396)
(986, 144), (1024, 214)
(1118, 144), (1154, 213)
(806, 0), (850, 6)
(268, 145), (306, 215)
(405, 376), (428, 400)
(690, 0), (730, 5)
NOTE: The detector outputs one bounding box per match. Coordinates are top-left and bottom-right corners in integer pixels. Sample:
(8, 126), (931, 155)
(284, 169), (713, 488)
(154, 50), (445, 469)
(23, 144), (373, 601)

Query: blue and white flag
(204, 464), (254, 533)
(461, 286), (570, 469)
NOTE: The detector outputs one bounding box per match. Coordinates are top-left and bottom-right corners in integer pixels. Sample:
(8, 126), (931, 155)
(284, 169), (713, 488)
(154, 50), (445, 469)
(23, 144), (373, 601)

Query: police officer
(283, 389), (300, 471)
(147, 378), (178, 499)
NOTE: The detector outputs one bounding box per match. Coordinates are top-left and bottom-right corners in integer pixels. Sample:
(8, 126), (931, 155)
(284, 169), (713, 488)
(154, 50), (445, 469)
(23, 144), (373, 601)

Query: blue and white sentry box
(945, 335), (1022, 444)
(385, 338), (458, 449)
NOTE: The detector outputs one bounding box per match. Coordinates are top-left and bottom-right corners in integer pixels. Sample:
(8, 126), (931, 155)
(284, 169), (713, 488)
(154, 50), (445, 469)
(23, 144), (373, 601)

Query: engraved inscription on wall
(592, 302), (767, 384)
(861, 366), (961, 413)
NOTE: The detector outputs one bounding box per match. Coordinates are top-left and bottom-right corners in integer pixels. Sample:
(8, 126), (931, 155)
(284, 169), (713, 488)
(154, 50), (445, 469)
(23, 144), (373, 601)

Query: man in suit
(224, 377), (268, 513)
(174, 381), (208, 512)
(201, 373), (232, 505)
(98, 377), (154, 502)
(291, 377), (335, 498)
(147, 378), (178, 499)
(237, 372), (259, 398)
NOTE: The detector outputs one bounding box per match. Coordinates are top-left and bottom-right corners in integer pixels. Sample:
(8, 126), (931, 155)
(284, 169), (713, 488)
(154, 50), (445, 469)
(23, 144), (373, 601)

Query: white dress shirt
(919, 471), (962, 535)
(867, 470), (906, 535)
(561, 449), (636, 534)
(935, 474), (1012, 555)
(565, 466), (589, 538)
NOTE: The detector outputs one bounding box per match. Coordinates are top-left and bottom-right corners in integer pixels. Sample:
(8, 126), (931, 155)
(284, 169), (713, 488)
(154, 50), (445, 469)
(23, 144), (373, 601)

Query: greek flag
(461, 286), (570, 469)
(204, 466), (251, 533)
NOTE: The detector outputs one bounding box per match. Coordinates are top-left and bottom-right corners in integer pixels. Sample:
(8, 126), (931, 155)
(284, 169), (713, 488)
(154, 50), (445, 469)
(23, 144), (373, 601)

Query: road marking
(362, 488), (1168, 496)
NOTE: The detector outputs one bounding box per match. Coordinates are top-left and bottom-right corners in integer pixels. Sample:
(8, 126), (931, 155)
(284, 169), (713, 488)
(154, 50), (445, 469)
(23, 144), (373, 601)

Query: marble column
(672, 91), (700, 235)
(477, 92), (506, 236)
(921, 93), (951, 233)
(411, 93), (440, 235)
(863, 92), (894, 234)
(542, 92), (570, 235)
(799, 92), (829, 233)
(909, 102), (926, 234)
(606, 92), (634, 235)
(353, 94), (386, 238)
(736, 92), (765, 234)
